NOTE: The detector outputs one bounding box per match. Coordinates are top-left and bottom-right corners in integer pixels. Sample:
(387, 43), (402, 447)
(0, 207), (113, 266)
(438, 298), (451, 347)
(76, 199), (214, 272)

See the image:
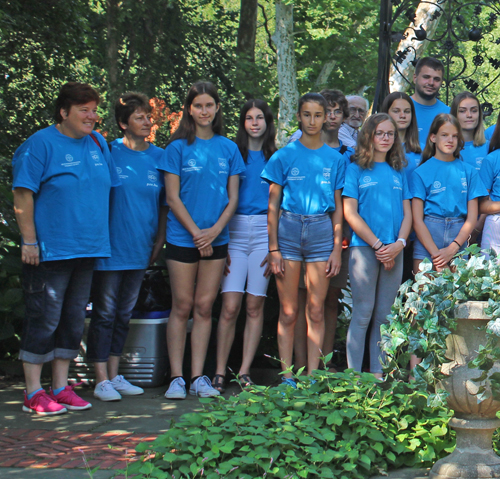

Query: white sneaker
(189, 376), (221, 398)
(165, 377), (186, 400)
(110, 375), (144, 396)
(94, 380), (122, 402)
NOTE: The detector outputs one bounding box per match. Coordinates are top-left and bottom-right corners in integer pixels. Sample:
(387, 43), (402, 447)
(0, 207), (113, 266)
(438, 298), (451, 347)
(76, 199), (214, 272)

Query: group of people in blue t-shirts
(12, 55), (500, 416)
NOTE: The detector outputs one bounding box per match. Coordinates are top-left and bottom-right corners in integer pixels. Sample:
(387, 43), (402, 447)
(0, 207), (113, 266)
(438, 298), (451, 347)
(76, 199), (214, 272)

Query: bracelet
(374, 243), (384, 251)
(22, 240), (38, 246)
(268, 249), (280, 253)
(372, 239), (381, 249)
(453, 240), (461, 248)
(473, 228), (481, 234)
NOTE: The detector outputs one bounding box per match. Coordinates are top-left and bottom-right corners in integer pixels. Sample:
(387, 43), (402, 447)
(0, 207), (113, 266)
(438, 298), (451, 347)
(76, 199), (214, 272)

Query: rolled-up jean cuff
(19, 347), (80, 364)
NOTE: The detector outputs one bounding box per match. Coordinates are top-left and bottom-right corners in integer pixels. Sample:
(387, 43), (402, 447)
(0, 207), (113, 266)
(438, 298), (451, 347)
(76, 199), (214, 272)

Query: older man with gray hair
(338, 95), (369, 148)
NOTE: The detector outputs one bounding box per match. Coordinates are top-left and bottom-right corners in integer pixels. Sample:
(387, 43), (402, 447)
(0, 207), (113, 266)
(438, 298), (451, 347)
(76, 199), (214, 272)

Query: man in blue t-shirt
(411, 57), (450, 145)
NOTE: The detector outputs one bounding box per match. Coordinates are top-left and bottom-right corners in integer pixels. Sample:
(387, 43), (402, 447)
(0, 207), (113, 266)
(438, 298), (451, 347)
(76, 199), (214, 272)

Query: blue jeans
(20, 258), (95, 364)
(86, 269), (146, 362)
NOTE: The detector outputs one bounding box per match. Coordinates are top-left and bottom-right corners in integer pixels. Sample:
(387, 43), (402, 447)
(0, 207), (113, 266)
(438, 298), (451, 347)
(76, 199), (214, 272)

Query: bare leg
(52, 358), (70, 390)
(215, 292), (244, 376)
(94, 362), (109, 384)
(108, 356), (120, 379)
(305, 261), (330, 375)
(276, 260), (302, 378)
(293, 289), (308, 371)
(24, 363), (43, 395)
(239, 294), (266, 375)
(190, 259), (226, 378)
(166, 260), (197, 378)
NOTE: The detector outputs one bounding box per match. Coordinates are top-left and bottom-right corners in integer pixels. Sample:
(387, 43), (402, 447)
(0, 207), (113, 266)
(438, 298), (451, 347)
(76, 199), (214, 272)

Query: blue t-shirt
(343, 162), (412, 247)
(404, 150), (422, 185)
(236, 150), (269, 216)
(95, 139), (164, 270)
(411, 157), (487, 218)
(12, 125), (120, 262)
(460, 140), (490, 171)
(334, 141), (355, 171)
(479, 149), (500, 201)
(261, 140), (345, 215)
(159, 135), (246, 247)
(486, 125), (496, 140)
(413, 98), (450, 145)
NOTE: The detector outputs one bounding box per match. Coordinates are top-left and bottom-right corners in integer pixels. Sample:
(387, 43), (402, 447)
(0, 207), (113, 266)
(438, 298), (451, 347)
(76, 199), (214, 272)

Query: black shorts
(165, 242), (228, 264)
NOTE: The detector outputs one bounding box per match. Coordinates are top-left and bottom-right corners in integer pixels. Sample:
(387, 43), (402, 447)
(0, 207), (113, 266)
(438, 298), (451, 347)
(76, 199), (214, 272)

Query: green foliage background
(1, 0), (500, 357)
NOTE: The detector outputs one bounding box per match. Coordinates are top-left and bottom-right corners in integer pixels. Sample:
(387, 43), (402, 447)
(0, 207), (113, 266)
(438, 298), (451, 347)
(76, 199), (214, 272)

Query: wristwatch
(397, 238), (407, 247)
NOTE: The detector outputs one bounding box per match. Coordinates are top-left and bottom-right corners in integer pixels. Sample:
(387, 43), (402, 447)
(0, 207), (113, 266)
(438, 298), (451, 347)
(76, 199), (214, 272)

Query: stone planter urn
(430, 301), (500, 479)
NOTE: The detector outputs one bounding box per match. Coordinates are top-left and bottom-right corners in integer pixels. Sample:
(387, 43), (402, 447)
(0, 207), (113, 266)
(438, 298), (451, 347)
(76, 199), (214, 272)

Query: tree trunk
(273, 0), (299, 147)
(105, 0), (120, 139)
(315, 59), (337, 90)
(236, 0), (258, 61)
(389, 0), (447, 93)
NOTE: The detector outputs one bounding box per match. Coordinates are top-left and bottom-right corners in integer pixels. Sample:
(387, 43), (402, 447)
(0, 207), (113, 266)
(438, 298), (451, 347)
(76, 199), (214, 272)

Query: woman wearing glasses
(343, 113), (412, 377)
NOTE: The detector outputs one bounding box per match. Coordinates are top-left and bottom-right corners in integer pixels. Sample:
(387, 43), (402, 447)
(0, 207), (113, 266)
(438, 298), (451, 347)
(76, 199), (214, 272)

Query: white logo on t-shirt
(148, 170), (158, 182)
(291, 168), (299, 176)
(116, 167), (122, 174)
(188, 159), (196, 167)
(218, 158), (227, 169)
(323, 168), (331, 180)
(393, 175), (400, 186)
(62, 153), (80, 167)
(363, 176), (371, 183)
(431, 180), (446, 194)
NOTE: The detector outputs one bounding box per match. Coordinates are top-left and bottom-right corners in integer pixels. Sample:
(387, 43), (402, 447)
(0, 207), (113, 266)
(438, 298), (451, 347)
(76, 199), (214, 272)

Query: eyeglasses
(348, 107), (367, 116)
(327, 109), (343, 117)
(374, 131), (396, 139)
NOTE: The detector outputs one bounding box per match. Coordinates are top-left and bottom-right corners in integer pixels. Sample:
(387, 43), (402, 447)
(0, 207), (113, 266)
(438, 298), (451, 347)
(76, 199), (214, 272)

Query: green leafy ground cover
(128, 370), (456, 479)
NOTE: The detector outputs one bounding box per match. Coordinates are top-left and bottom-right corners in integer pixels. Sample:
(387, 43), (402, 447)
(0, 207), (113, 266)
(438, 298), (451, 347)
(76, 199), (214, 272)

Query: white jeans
(482, 214), (500, 259)
(220, 215), (270, 297)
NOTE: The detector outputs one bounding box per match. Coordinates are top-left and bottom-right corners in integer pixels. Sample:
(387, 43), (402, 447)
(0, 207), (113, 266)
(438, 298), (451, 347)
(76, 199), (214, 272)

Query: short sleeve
(95, 132), (121, 187)
(342, 163), (359, 200)
(158, 140), (183, 175)
(333, 152), (345, 191)
(261, 152), (284, 186)
(479, 154), (495, 191)
(402, 171), (412, 200)
(12, 137), (45, 194)
(228, 144), (246, 176)
(411, 170), (426, 201)
(467, 167), (488, 200)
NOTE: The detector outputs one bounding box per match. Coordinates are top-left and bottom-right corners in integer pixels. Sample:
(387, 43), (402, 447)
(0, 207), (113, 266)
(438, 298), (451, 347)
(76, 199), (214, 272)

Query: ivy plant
(127, 369), (455, 479)
(381, 246), (500, 407)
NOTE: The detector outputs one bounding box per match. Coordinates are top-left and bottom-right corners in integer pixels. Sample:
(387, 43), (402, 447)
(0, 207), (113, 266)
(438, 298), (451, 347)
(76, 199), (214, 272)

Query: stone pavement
(0, 378), (249, 479)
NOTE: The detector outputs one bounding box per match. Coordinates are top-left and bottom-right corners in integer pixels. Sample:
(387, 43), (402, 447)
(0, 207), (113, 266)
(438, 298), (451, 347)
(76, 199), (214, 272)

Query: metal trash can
(70, 310), (170, 388)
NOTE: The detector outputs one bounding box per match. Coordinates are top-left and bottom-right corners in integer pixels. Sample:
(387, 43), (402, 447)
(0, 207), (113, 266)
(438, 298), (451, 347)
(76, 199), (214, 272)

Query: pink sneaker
(49, 383), (92, 411)
(23, 390), (67, 416)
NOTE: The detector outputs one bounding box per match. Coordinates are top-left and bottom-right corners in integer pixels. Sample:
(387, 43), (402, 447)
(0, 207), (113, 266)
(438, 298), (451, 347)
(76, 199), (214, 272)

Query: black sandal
(212, 374), (226, 393)
(239, 374), (256, 388)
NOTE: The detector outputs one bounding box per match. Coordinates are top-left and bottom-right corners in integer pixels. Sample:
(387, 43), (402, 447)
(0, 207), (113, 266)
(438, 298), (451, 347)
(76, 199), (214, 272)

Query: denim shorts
(278, 211), (334, 262)
(19, 258), (95, 364)
(413, 215), (465, 260)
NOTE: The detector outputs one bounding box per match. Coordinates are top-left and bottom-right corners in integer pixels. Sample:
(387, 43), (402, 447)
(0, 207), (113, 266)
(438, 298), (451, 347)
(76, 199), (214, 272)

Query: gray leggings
(346, 246), (403, 374)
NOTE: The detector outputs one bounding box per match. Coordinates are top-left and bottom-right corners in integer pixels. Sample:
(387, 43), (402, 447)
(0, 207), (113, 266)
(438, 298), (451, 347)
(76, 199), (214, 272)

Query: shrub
(129, 370), (455, 479)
